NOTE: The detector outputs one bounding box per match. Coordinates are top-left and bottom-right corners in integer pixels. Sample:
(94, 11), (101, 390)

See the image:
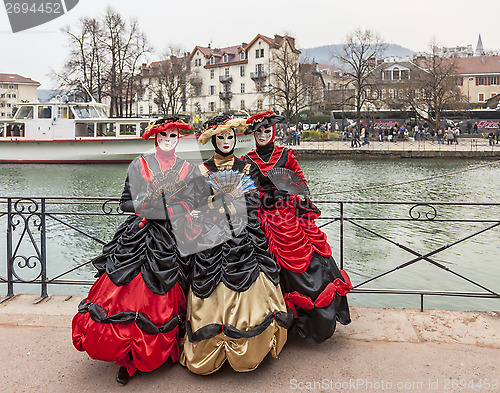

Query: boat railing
(0, 197), (499, 309)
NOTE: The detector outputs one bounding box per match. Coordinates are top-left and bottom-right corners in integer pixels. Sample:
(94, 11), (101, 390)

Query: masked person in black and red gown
(181, 114), (291, 375)
(72, 117), (201, 385)
(242, 111), (352, 343)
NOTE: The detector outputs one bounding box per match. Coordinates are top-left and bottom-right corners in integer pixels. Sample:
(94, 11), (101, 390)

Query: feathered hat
(244, 110), (284, 134)
(142, 117), (192, 140)
(198, 115), (247, 145)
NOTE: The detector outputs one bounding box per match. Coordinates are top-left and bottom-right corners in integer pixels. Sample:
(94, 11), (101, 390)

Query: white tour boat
(0, 101), (255, 163)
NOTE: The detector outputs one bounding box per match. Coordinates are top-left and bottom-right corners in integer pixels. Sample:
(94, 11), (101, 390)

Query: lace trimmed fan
(266, 167), (310, 195)
(142, 169), (187, 203)
(206, 170), (257, 197)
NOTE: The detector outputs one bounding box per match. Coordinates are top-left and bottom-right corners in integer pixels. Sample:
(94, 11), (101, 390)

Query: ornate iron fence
(1, 197), (499, 310)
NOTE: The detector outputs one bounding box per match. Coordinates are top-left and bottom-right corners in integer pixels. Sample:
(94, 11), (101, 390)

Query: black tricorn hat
(244, 110), (284, 134)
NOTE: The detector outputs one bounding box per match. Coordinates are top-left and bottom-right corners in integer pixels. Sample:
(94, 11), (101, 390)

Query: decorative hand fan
(142, 169), (187, 203)
(266, 167), (310, 195)
(206, 170), (257, 197)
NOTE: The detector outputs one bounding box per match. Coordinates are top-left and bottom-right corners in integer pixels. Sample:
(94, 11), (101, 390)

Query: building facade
(187, 34), (300, 122)
(0, 74), (40, 119)
(451, 56), (500, 106)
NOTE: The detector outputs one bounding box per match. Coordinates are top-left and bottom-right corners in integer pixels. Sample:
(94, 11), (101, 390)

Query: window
(209, 102), (215, 112)
(255, 48), (264, 58)
(58, 106), (69, 119)
(240, 52), (246, 60)
(210, 85), (215, 95)
(476, 77), (486, 85)
(194, 58), (201, 66)
(8, 85), (14, 89)
(12, 94), (16, 98)
(210, 56), (215, 65)
(383, 70), (391, 80)
(223, 54), (228, 63)
(492, 92), (497, 97)
(120, 124), (137, 136)
(7, 103), (11, 107)
(257, 99), (263, 110)
(256, 80), (263, 92)
(392, 67), (400, 80)
(256, 64), (264, 73)
(225, 68), (230, 76)
(241, 83), (245, 93)
(240, 65), (245, 77)
(139, 106), (144, 114)
(478, 93), (485, 101)
(327, 82), (331, 90)
(210, 70), (214, 79)
(195, 85), (202, 96)
(38, 105), (52, 119)
(401, 70), (409, 79)
(456, 77), (463, 86)
(15, 106), (33, 119)
(240, 100), (245, 109)
(7, 94), (11, 98)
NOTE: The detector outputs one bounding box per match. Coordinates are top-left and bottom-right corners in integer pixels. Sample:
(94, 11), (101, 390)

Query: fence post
(340, 202), (344, 270)
(2, 198), (14, 301)
(36, 198), (48, 302)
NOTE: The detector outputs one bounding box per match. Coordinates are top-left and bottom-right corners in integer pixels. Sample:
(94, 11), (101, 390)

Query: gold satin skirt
(182, 272), (288, 375)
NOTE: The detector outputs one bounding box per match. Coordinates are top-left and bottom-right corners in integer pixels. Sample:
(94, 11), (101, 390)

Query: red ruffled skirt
(72, 273), (186, 375)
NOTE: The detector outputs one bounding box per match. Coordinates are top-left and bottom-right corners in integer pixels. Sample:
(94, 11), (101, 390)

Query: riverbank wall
(1, 294), (498, 392)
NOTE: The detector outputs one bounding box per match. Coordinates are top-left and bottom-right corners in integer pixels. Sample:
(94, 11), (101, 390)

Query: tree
(55, 17), (107, 102)
(268, 39), (322, 124)
(147, 47), (189, 116)
(402, 43), (467, 129)
(55, 8), (151, 117)
(336, 29), (386, 129)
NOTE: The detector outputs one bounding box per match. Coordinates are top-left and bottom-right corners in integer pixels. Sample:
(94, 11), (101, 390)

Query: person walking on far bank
(495, 124), (500, 144)
(454, 125), (459, 145)
(473, 122), (478, 134)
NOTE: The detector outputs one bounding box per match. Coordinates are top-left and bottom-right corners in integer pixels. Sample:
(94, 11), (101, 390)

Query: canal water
(0, 157), (499, 311)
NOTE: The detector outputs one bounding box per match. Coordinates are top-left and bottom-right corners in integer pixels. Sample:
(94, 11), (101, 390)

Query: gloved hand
(273, 189), (289, 203)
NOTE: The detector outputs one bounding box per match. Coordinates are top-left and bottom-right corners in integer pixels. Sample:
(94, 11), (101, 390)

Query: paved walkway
(288, 139), (500, 158)
(1, 295), (499, 392)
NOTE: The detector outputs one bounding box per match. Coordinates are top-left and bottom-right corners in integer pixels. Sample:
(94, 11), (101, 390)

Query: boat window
(75, 123), (95, 137)
(140, 122), (148, 136)
(58, 106), (69, 119)
(95, 122), (116, 137)
(6, 123), (25, 137)
(38, 106), (52, 119)
(94, 106), (107, 118)
(15, 106), (34, 119)
(73, 106), (100, 119)
(120, 124), (137, 136)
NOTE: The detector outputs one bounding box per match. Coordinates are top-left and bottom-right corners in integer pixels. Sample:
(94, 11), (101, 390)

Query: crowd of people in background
(273, 119), (500, 148)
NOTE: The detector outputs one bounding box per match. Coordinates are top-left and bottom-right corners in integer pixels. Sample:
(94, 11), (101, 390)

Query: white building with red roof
(0, 74), (40, 119)
(187, 34), (300, 121)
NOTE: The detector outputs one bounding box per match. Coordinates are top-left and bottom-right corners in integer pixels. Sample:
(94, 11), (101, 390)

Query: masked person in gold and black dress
(181, 114), (291, 375)
(243, 111), (352, 343)
(72, 117), (201, 385)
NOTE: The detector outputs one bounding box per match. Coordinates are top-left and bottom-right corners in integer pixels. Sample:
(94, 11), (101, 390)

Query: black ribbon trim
(77, 298), (184, 336)
(186, 310), (293, 343)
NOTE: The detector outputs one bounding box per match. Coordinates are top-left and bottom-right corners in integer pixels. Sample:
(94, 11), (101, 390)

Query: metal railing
(1, 197), (499, 310)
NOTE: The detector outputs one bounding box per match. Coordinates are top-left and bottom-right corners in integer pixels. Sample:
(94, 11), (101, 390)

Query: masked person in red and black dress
(181, 114), (291, 375)
(72, 117), (200, 385)
(243, 111), (352, 343)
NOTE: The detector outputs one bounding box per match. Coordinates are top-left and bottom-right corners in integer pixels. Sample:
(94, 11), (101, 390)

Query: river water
(1, 157), (499, 311)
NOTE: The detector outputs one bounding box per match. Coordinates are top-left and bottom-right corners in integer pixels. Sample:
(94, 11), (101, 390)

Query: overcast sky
(1, 0), (499, 88)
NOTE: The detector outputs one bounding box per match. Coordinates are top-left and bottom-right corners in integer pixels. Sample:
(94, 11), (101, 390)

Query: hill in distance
(300, 43), (414, 66)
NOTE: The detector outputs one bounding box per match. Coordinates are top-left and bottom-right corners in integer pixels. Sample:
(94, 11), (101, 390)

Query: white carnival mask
(216, 129), (235, 154)
(255, 125), (273, 146)
(157, 130), (179, 152)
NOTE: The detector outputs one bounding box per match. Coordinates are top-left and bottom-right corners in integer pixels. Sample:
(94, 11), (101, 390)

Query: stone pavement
(290, 139), (500, 158)
(0, 295), (499, 393)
